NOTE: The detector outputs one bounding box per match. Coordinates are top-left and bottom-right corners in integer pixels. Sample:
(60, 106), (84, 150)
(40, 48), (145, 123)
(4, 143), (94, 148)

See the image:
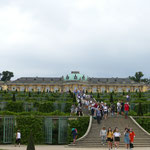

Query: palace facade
(5, 71), (149, 93)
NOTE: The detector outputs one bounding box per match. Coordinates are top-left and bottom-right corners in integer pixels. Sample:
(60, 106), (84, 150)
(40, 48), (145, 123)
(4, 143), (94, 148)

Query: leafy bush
(16, 116), (44, 144)
(128, 110), (137, 116)
(135, 118), (150, 133)
(5, 101), (24, 112)
(38, 102), (54, 113)
(0, 110), (70, 116)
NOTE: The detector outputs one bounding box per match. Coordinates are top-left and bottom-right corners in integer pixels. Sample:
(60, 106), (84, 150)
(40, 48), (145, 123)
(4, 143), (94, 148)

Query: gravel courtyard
(0, 145), (150, 150)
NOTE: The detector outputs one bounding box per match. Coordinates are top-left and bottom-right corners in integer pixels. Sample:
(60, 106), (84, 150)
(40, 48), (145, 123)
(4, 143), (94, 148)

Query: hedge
(16, 116), (44, 144)
(135, 118), (150, 133)
(2, 101), (73, 113)
(68, 117), (89, 143)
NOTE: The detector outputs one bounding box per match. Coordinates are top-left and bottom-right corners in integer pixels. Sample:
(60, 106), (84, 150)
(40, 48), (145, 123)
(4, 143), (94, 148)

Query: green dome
(64, 72), (87, 81)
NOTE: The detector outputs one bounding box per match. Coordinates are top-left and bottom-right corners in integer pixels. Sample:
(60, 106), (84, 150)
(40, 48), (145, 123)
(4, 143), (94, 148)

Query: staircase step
(71, 116), (150, 147)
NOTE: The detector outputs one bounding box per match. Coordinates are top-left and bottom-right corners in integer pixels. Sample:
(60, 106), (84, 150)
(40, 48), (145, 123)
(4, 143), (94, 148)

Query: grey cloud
(0, 0), (150, 79)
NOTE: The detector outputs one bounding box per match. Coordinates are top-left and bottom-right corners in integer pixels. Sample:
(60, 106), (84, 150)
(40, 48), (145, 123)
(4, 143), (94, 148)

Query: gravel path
(0, 145), (150, 150)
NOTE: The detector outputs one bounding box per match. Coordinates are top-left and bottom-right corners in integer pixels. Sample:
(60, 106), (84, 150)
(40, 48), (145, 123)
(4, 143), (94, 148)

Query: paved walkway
(0, 145), (150, 150)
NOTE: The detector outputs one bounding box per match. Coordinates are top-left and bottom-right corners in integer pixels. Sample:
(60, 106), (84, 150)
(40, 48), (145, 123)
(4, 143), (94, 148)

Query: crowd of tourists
(100, 127), (135, 150)
(71, 91), (136, 150)
(85, 99), (130, 123)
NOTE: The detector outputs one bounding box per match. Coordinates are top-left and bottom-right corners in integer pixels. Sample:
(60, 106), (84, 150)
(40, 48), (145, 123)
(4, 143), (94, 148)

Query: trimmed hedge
(68, 117), (89, 143)
(135, 118), (150, 133)
(3, 101), (73, 113)
(16, 116), (44, 144)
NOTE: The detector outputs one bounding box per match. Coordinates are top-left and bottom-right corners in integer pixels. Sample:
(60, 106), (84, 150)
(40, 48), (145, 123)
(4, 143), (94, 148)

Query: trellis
(3, 116), (15, 143)
(58, 117), (68, 144)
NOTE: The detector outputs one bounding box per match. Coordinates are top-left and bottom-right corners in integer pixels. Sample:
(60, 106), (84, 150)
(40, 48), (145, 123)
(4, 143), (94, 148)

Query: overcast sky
(0, 0), (150, 79)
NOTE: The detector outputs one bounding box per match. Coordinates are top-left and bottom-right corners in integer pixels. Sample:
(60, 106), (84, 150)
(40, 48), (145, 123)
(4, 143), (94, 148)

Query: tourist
(100, 102), (104, 119)
(113, 127), (121, 150)
(15, 130), (21, 147)
(103, 103), (108, 120)
(117, 101), (121, 115)
(77, 104), (82, 116)
(72, 128), (78, 144)
(110, 103), (115, 117)
(107, 127), (113, 150)
(91, 102), (95, 116)
(126, 95), (130, 102)
(70, 104), (75, 116)
(121, 100), (124, 115)
(100, 127), (107, 145)
(124, 128), (130, 150)
(124, 102), (130, 119)
(129, 128), (135, 150)
(96, 107), (101, 124)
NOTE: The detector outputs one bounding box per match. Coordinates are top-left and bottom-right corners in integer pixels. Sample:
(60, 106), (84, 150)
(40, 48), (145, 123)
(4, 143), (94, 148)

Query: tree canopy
(129, 71), (144, 82)
(1, 71), (14, 82)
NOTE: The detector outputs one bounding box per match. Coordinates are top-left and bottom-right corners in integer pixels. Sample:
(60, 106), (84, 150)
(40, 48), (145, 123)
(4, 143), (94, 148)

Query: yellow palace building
(4, 71), (149, 93)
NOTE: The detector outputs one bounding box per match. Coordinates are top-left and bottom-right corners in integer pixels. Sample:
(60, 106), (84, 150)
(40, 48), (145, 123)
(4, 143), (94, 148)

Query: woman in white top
(15, 130), (21, 147)
(113, 127), (121, 150)
(103, 103), (108, 120)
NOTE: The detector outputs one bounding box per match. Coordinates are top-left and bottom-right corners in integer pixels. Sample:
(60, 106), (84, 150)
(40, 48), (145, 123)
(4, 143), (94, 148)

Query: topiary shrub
(27, 131), (35, 150)
(110, 93), (114, 103)
(137, 102), (143, 116)
(12, 93), (16, 102)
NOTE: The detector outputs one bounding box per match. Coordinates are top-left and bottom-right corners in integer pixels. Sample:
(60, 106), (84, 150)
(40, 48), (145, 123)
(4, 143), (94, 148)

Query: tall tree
(135, 71), (144, 82)
(1, 71), (14, 82)
(129, 71), (144, 82)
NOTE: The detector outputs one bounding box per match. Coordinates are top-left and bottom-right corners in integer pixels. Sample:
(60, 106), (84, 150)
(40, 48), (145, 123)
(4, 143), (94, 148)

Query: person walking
(113, 127), (121, 150)
(117, 101), (121, 116)
(124, 128), (130, 150)
(129, 128), (135, 150)
(121, 100), (124, 115)
(72, 128), (78, 145)
(126, 95), (130, 102)
(100, 127), (107, 145)
(70, 104), (75, 116)
(15, 130), (21, 147)
(110, 103), (115, 117)
(103, 103), (108, 120)
(96, 107), (101, 124)
(124, 102), (130, 119)
(107, 127), (113, 150)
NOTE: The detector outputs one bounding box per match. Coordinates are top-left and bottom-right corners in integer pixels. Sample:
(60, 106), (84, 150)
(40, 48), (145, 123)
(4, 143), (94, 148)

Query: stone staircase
(72, 115), (150, 147)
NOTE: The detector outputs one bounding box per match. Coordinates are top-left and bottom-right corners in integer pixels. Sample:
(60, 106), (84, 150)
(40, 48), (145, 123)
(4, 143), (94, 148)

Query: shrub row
(135, 118), (150, 133)
(1, 101), (74, 113)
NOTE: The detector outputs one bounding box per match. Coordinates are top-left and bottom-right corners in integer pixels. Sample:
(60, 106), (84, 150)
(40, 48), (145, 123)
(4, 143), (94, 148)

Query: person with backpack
(72, 128), (78, 144)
